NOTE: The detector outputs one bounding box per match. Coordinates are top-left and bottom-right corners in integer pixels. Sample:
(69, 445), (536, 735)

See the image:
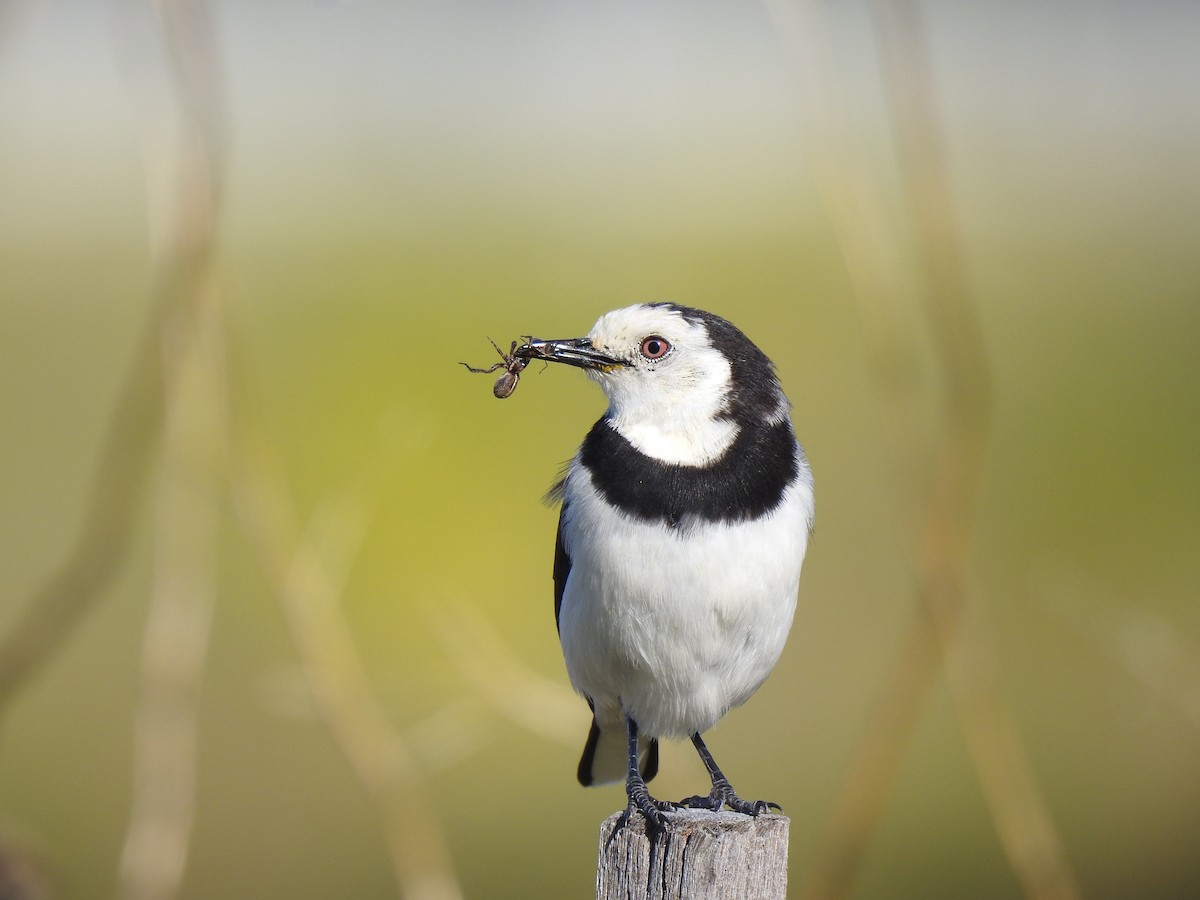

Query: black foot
(683, 732), (782, 816)
(618, 716), (672, 836)
(677, 779), (781, 815)
(620, 772), (671, 835)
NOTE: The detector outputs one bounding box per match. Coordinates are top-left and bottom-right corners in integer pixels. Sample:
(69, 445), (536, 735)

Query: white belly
(557, 470), (812, 739)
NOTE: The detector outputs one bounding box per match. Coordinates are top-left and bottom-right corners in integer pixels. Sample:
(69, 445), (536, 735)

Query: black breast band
(579, 418), (799, 528)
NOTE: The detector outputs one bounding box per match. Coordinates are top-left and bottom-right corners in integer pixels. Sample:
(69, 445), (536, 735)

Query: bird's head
(528, 303), (789, 466)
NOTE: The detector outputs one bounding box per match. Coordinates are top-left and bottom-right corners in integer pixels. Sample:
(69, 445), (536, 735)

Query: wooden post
(596, 809), (789, 900)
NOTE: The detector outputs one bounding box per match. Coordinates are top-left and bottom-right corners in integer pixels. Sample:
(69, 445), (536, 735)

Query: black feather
(553, 500), (571, 634)
(576, 715), (601, 786)
(576, 712), (659, 786)
(579, 418), (801, 529)
(649, 303), (786, 426)
(643, 736), (660, 782)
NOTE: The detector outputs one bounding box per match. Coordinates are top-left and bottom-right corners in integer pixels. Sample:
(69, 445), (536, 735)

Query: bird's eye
(640, 336), (671, 360)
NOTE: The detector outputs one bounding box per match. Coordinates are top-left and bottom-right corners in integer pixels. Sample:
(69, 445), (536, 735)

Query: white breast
(557, 459), (814, 740)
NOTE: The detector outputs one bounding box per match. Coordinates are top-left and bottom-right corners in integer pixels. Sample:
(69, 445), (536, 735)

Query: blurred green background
(1, 1), (1198, 898)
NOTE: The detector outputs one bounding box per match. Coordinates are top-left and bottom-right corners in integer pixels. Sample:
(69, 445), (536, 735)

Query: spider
(460, 337), (536, 399)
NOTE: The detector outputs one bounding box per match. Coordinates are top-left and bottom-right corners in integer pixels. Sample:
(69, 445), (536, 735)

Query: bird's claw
(728, 797), (781, 816)
(676, 786), (781, 816)
(677, 792), (723, 811)
(623, 777), (670, 836)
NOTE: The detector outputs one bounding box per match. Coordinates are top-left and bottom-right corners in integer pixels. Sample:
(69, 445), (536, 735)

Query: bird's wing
(553, 499), (571, 635)
(555, 497), (659, 785)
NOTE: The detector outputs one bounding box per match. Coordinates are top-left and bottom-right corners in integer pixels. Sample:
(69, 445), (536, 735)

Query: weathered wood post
(596, 809), (789, 899)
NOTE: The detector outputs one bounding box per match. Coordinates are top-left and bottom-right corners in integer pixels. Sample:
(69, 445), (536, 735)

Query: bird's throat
(606, 413), (740, 467)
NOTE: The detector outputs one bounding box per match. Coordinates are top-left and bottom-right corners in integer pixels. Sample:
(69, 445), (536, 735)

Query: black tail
(577, 715), (658, 786)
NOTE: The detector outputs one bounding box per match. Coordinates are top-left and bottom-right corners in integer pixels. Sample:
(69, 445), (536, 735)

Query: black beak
(518, 337), (628, 371)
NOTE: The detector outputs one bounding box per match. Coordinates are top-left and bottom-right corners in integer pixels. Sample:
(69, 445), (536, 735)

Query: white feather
(558, 461), (814, 741)
(585, 305), (741, 466)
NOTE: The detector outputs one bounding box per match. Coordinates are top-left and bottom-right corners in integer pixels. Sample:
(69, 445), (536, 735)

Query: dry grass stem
(761, 0), (933, 514)
(113, 2), (228, 898)
(760, 4), (943, 892)
(438, 600), (582, 747)
(0, 308), (165, 716)
(872, 3), (1078, 896)
(229, 427), (463, 900)
(765, 1), (1080, 897)
(119, 287), (227, 900)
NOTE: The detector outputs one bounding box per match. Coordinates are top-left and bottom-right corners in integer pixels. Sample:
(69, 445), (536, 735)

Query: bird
(525, 302), (814, 830)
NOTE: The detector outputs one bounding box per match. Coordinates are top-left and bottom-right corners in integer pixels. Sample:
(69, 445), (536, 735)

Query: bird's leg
(619, 716), (669, 834)
(678, 732), (782, 815)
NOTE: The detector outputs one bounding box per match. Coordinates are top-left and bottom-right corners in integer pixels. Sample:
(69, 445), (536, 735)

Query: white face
(583, 304), (741, 466)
